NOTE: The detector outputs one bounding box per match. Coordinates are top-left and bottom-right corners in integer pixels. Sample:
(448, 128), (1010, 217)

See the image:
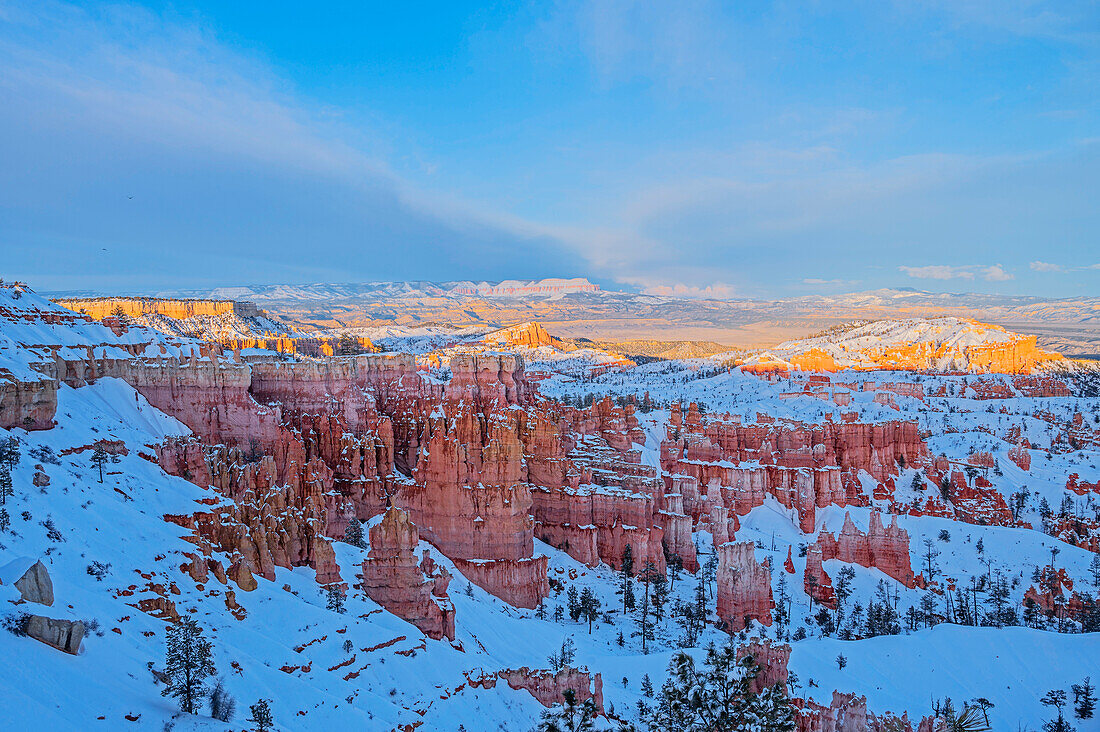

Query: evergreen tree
(578, 587), (601, 634)
(667, 554), (682, 591)
(90, 444), (110, 483)
(620, 545), (635, 614)
(1072, 677), (1095, 720)
(548, 636), (576, 672)
(343, 519), (365, 548)
(0, 437), (19, 472)
(0, 468), (12, 506)
(703, 552), (718, 599)
(537, 689), (596, 732)
(651, 572), (670, 627)
(567, 584), (581, 621)
(247, 698), (274, 732)
(751, 682), (797, 732)
(641, 674), (654, 697)
(325, 584), (346, 614)
(162, 617), (216, 714)
(922, 538), (941, 581)
(1041, 690), (1075, 732)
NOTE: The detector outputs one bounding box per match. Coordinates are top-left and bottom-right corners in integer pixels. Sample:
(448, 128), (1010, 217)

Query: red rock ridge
(497, 667), (604, 715)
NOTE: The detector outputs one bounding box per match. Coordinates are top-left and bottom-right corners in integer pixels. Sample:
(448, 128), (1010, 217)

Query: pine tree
(343, 519), (365, 548)
(536, 688), (597, 732)
(752, 682), (797, 732)
(247, 698), (274, 732)
(548, 636), (576, 672)
(652, 571), (669, 627)
(922, 538), (941, 581)
(578, 587), (601, 634)
(1072, 677), (1095, 720)
(90, 444), (114, 484)
(667, 554), (682, 591)
(620, 545), (635, 614)
(162, 617), (216, 714)
(636, 562), (659, 654)
(0, 437), (19, 472)
(567, 584), (581, 621)
(325, 584), (346, 614)
(0, 468), (12, 505)
(623, 578), (636, 614)
(641, 674), (654, 697)
(1041, 690), (1075, 732)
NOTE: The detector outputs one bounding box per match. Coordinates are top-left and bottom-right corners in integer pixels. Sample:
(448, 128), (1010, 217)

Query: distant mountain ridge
(43, 282), (1100, 353)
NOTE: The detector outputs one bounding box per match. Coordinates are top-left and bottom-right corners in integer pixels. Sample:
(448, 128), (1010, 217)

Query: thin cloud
(801, 278), (860, 286)
(640, 282), (738, 299)
(898, 264), (1014, 282)
(1029, 261), (1064, 272)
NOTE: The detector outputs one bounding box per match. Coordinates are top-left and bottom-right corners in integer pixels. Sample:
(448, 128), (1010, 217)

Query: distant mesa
(738, 317), (1063, 375)
(481, 322), (567, 350)
(52, 296), (260, 321)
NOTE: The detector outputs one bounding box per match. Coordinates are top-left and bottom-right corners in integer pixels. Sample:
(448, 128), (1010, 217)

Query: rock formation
(716, 541), (774, 632)
(814, 512), (916, 588)
(497, 667), (604, 715)
(359, 507), (455, 641)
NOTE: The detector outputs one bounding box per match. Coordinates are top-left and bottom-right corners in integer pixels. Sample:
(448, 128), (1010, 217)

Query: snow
(1, 299), (1098, 730)
(791, 626), (1100, 730)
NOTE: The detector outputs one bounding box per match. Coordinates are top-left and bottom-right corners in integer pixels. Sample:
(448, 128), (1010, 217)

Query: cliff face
(482, 321), (566, 350)
(54, 297), (248, 320)
(0, 376), (56, 430)
(662, 403), (926, 533)
(716, 541), (774, 632)
(744, 318), (1064, 375)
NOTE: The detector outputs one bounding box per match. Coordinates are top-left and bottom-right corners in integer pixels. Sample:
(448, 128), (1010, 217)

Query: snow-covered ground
(2, 296), (1098, 730)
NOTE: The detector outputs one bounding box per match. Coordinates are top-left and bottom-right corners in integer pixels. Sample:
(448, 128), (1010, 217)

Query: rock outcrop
(814, 512), (916, 588)
(663, 405), (926, 534)
(716, 541), (774, 632)
(359, 507), (455, 641)
(497, 667), (604, 715)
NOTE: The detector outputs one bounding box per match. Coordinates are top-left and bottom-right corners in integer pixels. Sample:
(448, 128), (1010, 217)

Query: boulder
(26, 616), (84, 655)
(0, 558), (54, 606)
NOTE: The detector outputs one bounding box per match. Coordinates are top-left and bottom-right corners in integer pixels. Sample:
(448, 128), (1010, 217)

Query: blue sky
(1, 0), (1097, 297)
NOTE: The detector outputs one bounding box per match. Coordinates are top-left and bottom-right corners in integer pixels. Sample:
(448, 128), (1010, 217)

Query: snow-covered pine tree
(536, 688), (596, 732)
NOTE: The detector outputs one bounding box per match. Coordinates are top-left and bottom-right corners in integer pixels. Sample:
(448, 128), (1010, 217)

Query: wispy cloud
(802, 278), (860, 286)
(639, 282), (738, 299)
(898, 264), (1014, 281)
(1029, 261), (1064, 272)
(0, 1), (586, 289)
